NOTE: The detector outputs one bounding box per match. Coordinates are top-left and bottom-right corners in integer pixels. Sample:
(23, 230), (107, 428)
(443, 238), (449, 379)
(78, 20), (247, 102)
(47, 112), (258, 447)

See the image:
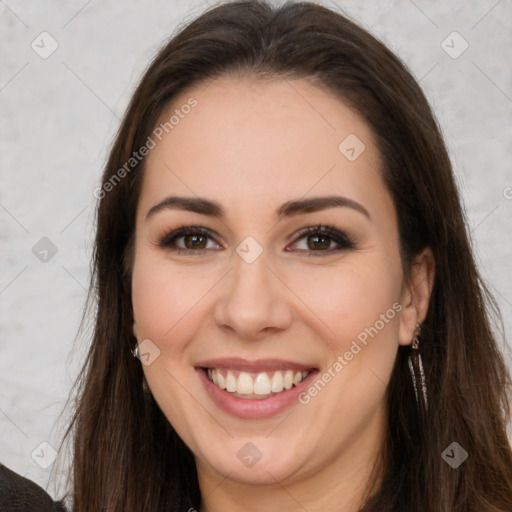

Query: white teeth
(225, 370), (237, 392)
(216, 370), (225, 390)
(237, 372), (253, 394)
(270, 371), (284, 392)
(253, 373), (271, 395)
(206, 368), (310, 397)
(293, 371), (303, 386)
(283, 370), (294, 390)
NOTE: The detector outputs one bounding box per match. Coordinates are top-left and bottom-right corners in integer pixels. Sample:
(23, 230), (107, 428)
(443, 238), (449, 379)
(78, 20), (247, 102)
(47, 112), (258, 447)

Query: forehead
(139, 76), (390, 223)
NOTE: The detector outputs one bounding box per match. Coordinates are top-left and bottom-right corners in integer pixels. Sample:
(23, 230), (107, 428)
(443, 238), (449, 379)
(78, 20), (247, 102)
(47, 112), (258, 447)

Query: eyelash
(157, 223), (356, 257)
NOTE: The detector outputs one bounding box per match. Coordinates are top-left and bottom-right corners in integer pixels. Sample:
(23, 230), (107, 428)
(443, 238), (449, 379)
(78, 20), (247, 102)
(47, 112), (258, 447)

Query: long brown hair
(58, 1), (512, 510)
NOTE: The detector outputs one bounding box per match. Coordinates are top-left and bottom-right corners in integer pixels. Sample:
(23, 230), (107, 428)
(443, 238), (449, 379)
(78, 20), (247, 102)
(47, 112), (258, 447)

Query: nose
(213, 250), (293, 341)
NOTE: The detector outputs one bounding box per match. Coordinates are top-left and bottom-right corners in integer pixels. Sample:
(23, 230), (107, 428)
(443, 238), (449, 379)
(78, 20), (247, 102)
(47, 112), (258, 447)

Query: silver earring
(131, 344), (151, 393)
(408, 322), (429, 423)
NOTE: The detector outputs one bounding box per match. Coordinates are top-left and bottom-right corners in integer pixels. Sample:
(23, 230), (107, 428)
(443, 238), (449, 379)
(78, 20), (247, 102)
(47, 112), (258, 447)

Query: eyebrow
(145, 195), (371, 222)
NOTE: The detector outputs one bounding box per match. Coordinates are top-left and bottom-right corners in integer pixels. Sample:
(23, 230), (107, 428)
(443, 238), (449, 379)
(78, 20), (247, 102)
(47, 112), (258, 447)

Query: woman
(6, 0), (510, 510)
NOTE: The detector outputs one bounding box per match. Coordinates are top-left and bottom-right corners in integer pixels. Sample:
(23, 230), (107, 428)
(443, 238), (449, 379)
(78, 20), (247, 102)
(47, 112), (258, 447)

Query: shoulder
(0, 463), (67, 511)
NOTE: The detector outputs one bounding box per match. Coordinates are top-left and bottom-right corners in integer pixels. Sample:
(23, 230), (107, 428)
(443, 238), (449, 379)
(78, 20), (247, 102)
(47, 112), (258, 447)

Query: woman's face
(131, 77), (426, 491)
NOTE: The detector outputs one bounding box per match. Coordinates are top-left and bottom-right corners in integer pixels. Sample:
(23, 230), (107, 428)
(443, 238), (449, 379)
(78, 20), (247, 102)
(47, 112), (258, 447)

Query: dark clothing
(0, 464), (67, 511)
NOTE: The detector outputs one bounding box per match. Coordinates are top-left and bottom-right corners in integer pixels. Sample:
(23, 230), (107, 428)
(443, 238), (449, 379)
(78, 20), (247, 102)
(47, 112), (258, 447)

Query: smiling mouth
(200, 367), (314, 399)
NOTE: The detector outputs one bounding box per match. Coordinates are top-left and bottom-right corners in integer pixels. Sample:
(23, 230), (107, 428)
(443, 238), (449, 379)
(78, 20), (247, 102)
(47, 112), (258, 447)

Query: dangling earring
(408, 322), (429, 427)
(131, 343), (151, 393)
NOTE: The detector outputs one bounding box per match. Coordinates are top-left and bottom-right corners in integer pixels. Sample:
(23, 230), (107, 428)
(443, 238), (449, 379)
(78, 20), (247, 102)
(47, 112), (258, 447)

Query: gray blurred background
(1, 0), (511, 499)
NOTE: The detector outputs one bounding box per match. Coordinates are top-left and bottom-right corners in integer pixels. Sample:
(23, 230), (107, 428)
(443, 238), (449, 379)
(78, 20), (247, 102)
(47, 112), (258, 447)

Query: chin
(196, 433), (312, 486)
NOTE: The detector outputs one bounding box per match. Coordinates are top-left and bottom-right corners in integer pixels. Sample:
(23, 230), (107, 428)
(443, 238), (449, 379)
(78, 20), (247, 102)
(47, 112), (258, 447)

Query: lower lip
(196, 367), (318, 419)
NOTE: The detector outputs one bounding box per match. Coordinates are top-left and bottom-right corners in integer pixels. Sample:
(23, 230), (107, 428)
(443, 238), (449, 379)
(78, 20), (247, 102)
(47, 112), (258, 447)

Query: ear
(132, 320), (140, 341)
(398, 247), (435, 346)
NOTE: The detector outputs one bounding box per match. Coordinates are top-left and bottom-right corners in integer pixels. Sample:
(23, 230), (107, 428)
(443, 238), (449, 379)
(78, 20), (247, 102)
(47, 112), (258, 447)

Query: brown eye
(158, 224), (356, 257)
(182, 233), (208, 249)
(288, 224), (356, 256)
(159, 226), (222, 255)
(305, 233), (331, 250)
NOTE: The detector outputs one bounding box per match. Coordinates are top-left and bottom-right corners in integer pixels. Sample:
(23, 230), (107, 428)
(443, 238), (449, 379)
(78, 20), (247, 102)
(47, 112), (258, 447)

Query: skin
(131, 76), (435, 512)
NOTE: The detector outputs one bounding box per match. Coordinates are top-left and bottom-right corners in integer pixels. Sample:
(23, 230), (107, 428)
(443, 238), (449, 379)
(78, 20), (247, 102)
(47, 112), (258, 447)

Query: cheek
(288, 257), (403, 427)
(131, 255), (217, 434)
(131, 253), (211, 346)
(287, 257), (402, 352)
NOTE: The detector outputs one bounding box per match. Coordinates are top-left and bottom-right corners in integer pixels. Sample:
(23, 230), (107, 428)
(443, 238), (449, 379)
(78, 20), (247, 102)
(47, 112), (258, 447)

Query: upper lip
(195, 357), (317, 373)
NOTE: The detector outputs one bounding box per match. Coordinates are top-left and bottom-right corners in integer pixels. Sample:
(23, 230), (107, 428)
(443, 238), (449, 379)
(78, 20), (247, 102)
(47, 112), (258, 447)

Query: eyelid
(287, 224), (356, 254)
(157, 223), (356, 255)
(157, 225), (220, 252)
